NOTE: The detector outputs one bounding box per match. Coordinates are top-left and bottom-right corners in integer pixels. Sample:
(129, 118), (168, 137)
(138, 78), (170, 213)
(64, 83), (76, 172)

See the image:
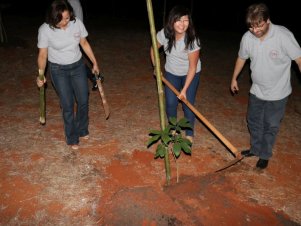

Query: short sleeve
(77, 19), (88, 38)
(37, 23), (49, 48)
(156, 28), (166, 46)
(188, 39), (201, 53)
(238, 32), (250, 60)
(281, 28), (301, 60)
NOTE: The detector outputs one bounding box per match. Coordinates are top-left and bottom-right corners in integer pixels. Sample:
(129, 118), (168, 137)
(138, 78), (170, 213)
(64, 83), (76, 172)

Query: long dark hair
(46, 0), (75, 29)
(164, 5), (200, 53)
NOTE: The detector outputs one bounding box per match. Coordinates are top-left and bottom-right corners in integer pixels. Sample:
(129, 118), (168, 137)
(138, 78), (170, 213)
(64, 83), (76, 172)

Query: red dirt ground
(1, 15), (301, 225)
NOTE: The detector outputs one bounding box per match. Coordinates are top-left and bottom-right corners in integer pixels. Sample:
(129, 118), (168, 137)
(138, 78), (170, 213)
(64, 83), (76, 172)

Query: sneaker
(186, 136), (193, 144)
(82, 135), (89, 140)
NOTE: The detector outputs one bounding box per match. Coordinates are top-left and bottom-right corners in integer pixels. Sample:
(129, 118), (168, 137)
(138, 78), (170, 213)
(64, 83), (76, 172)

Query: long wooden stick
(95, 74), (110, 119)
(160, 74), (243, 161)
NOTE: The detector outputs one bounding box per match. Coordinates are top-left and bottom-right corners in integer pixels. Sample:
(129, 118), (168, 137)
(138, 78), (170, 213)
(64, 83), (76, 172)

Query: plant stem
(171, 148), (179, 183)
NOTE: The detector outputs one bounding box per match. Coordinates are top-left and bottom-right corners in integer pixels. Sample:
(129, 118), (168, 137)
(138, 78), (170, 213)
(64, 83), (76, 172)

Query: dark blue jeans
(164, 71), (200, 136)
(247, 94), (288, 160)
(49, 58), (89, 145)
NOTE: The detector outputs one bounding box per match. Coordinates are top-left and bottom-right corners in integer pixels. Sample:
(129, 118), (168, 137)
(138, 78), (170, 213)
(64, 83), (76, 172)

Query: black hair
(164, 5), (200, 53)
(46, 0), (75, 29)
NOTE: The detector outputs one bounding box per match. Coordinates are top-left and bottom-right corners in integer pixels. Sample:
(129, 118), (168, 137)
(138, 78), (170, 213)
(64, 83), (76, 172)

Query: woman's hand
(36, 77), (46, 88)
(92, 64), (100, 76)
(178, 89), (187, 100)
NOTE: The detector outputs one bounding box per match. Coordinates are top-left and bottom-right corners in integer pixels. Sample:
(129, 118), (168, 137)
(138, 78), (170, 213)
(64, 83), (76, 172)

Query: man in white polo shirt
(230, 3), (301, 169)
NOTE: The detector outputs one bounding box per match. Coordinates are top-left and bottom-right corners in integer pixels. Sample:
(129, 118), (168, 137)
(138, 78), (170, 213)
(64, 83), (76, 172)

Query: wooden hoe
(95, 73), (110, 120)
(160, 74), (244, 172)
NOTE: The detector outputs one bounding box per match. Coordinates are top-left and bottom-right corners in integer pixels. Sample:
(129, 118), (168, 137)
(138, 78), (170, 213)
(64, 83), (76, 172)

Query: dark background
(1, 0), (300, 39)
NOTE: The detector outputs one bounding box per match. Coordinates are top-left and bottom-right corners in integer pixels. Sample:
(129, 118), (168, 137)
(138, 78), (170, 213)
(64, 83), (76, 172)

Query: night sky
(2, 0), (300, 38)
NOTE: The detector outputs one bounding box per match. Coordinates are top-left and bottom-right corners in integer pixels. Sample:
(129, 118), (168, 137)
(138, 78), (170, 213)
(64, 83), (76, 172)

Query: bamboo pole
(38, 69), (46, 125)
(146, 0), (171, 184)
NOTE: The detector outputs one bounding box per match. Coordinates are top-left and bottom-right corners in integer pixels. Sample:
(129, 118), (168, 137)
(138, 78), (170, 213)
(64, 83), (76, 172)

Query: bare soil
(1, 15), (301, 225)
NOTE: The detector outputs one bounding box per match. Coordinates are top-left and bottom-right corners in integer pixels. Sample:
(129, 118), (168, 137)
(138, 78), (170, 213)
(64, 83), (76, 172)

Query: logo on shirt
(73, 32), (80, 41)
(269, 50), (279, 59)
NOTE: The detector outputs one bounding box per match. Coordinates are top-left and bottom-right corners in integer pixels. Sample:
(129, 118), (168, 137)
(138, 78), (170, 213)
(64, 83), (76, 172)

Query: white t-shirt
(157, 28), (201, 76)
(239, 23), (301, 100)
(37, 19), (88, 65)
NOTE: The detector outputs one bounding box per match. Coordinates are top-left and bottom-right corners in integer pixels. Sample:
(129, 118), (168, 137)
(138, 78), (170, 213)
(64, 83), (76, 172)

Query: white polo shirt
(37, 19), (88, 65)
(239, 23), (301, 100)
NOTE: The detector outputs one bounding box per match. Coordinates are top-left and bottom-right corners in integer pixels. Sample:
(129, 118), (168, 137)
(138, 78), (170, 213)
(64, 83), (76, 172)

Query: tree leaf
(162, 134), (171, 145)
(169, 117), (177, 126)
(155, 144), (166, 158)
(147, 134), (161, 147)
(178, 117), (192, 129)
(163, 126), (172, 134)
(149, 129), (162, 135)
(181, 142), (192, 154)
(173, 143), (181, 158)
(183, 138), (192, 146)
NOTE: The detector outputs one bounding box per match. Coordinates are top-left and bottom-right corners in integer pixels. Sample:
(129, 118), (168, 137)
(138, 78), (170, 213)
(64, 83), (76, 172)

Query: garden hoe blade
(159, 74), (244, 172)
(95, 74), (110, 119)
(215, 153), (244, 172)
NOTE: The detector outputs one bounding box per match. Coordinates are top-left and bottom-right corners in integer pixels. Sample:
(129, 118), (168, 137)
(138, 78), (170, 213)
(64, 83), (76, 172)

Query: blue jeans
(49, 58), (89, 145)
(247, 94), (288, 160)
(164, 71), (200, 136)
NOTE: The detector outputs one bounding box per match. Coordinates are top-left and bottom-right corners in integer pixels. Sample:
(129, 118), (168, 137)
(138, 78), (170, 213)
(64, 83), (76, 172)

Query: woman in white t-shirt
(36, 0), (100, 150)
(150, 5), (201, 143)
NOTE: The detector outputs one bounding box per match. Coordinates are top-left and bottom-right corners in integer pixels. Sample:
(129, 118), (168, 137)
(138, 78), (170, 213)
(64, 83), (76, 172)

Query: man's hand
(230, 79), (239, 94)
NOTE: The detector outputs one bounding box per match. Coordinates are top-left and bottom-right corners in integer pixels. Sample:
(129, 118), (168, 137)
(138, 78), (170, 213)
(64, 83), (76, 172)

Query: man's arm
(295, 56), (301, 73)
(230, 57), (246, 94)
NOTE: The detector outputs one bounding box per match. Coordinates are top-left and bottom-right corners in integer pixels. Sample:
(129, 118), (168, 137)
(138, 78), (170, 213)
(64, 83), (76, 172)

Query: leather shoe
(256, 159), (269, 169)
(241, 149), (255, 157)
